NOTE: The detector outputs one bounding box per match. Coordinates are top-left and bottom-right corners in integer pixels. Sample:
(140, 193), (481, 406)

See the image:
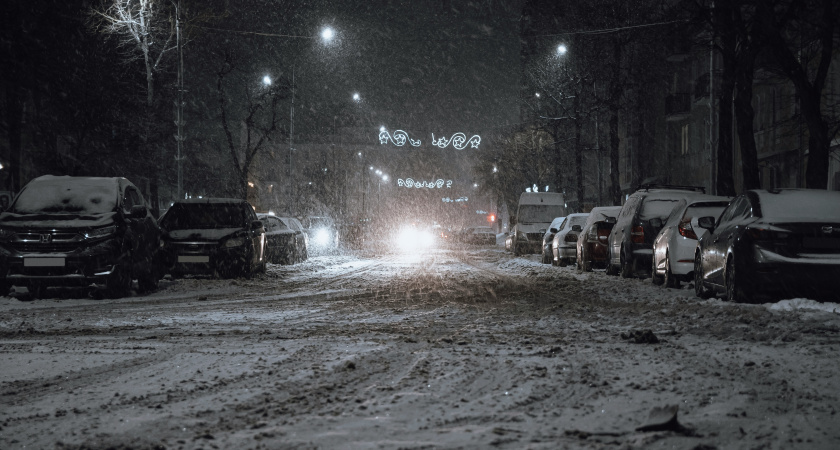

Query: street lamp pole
(288, 68), (294, 215)
(174, 0), (185, 202)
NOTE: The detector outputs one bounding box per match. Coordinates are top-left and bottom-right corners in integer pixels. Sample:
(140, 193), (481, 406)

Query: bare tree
(215, 52), (288, 201)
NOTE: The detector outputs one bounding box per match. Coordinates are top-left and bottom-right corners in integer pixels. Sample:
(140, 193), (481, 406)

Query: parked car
(302, 215), (339, 253)
(509, 192), (566, 255)
(158, 198), (266, 278)
(606, 184), (706, 278)
(651, 195), (731, 288)
(258, 214), (308, 264)
(0, 175), (160, 298)
(541, 216), (566, 264)
(694, 189), (840, 302)
(552, 213), (589, 266)
(467, 226), (496, 245)
(576, 206), (622, 272)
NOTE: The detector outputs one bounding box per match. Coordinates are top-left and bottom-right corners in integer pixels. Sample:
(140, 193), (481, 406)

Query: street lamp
(352, 92), (360, 102)
(262, 75), (272, 86)
(321, 26), (335, 41)
(557, 44), (568, 55)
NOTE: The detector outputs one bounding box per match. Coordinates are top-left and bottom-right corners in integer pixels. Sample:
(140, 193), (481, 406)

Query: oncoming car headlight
(224, 237), (247, 248)
(314, 228), (331, 246)
(395, 227), (435, 252)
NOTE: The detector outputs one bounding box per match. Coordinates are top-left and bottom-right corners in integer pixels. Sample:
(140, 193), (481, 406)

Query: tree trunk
(713, 2), (737, 197)
(574, 106), (583, 212)
(608, 39), (623, 205)
(733, 53), (760, 190)
(802, 91), (831, 188)
(5, 84), (23, 192)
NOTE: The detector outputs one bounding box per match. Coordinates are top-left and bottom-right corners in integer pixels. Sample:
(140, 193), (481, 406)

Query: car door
(262, 217), (279, 259)
(610, 196), (639, 266)
(245, 207), (265, 265)
(122, 184), (156, 267)
(706, 197), (748, 287)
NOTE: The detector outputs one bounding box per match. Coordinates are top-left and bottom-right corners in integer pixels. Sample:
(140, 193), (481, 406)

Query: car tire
(694, 252), (713, 299)
(541, 250), (551, 264)
(619, 251), (634, 278)
(664, 252), (679, 289)
(0, 281), (11, 297)
(558, 257), (567, 267)
(651, 254), (664, 285)
(137, 265), (159, 294)
(29, 282), (46, 300)
(105, 264), (131, 298)
(725, 256), (748, 303)
(513, 243), (521, 256)
(300, 245), (308, 262)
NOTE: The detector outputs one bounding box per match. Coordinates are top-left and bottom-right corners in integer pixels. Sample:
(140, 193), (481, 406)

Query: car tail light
(587, 227), (597, 240)
(746, 226), (790, 241)
(631, 226), (644, 243)
(677, 219), (698, 240)
(564, 233), (578, 243)
(597, 227), (611, 241)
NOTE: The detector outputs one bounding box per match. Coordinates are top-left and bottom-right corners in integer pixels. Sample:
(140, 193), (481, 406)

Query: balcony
(666, 93), (691, 120)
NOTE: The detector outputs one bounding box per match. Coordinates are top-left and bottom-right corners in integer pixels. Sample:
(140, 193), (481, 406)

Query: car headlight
(315, 228), (330, 246)
(224, 237), (247, 248)
(85, 225), (117, 239)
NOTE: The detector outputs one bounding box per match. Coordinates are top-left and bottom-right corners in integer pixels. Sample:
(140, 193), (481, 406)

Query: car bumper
(160, 243), (251, 275)
(0, 239), (122, 287)
(744, 251), (840, 298)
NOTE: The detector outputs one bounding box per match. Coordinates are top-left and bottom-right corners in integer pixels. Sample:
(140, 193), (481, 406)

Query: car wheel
(137, 265), (159, 294)
(725, 256), (748, 303)
(605, 252), (617, 276)
(651, 254), (664, 285)
(513, 243), (521, 256)
(558, 257), (567, 267)
(694, 252), (713, 299)
(664, 252), (679, 289)
(301, 245), (308, 261)
(0, 281), (11, 297)
(541, 250), (551, 264)
(619, 251), (634, 278)
(105, 264), (131, 298)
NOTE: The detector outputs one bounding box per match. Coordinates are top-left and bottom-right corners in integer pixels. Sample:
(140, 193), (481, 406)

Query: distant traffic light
(488, 214), (496, 223)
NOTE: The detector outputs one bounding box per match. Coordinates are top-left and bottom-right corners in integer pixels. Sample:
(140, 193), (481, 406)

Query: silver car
(551, 213), (589, 267)
(651, 196), (731, 288)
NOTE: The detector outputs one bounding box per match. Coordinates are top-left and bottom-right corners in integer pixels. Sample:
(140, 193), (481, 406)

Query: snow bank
(767, 298), (840, 314)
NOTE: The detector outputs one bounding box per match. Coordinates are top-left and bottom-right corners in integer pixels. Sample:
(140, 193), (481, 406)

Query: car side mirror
(252, 220), (264, 232)
(571, 225), (582, 232)
(604, 216), (617, 224)
(509, 215), (517, 226)
(295, 230), (302, 235)
(697, 216), (715, 231)
(649, 218), (663, 228)
(549, 227), (558, 233)
(129, 205), (147, 218)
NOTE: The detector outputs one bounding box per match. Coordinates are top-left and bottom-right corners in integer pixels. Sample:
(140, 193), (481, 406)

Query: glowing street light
(535, 92), (540, 98)
(379, 126), (386, 132)
(321, 27), (335, 41)
(382, 175), (389, 182)
(557, 44), (568, 55)
(262, 75), (272, 86)
(352, 92), (360, 102)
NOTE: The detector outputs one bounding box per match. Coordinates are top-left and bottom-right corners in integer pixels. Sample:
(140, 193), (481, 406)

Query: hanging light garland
(379, 129), (421, 147)
(397, 178), (453, 189)
(431, 132), (481, 149)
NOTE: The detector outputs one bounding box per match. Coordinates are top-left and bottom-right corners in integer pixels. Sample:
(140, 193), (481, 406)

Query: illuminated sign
(431, 133), (481, 150)
(379, 129), (421, 147)
(442, 197), (469, 203)
(397, 178), (452, 188)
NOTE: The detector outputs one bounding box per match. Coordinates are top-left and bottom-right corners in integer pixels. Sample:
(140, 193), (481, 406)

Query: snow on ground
(1, 244), (839, 449)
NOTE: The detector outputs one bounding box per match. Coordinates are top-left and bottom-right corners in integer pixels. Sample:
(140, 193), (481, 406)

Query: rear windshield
(160, 203), (247, 229)
(13, 178), (118, 215)
(639, 199), (682, 221)
(518, 205), (565, 223)
(683, 204), (729, 223)
(758, 190), (840, 221)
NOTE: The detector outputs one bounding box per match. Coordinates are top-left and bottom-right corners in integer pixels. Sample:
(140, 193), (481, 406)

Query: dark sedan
(694, 189), (840, 302)
(259, 214), (308, 264)
(158, 198), (266, 278)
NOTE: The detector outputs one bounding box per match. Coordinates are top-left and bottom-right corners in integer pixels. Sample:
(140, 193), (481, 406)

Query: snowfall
(1, 240), (839, 449)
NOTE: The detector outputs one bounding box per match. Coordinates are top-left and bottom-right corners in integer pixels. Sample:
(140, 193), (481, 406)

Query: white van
(509, 192), (566, 255)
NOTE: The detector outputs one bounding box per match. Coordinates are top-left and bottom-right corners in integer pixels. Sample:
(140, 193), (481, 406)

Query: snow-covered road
(1, 247), (839, 449)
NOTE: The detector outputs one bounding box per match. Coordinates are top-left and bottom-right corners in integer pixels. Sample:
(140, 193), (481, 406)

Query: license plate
(24, 257), (65, 267)
(178, 255), (210, 263)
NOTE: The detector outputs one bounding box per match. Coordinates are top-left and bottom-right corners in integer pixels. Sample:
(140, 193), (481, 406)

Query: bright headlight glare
(85, 225), (117, 239)
(315, 228), (330, 246)
(224, 237), (246, 248)
(396, 227), (434, 251)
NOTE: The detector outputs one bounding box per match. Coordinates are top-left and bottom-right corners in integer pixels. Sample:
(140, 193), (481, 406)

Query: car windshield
(683, 204), (729, 223)
(12, 178), (118, 215)
(518, 205), (565, 223)
(160, 203), (246, 229)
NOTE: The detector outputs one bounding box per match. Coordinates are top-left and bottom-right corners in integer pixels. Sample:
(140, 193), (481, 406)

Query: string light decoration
(431, 132), (481, 150)
(397, 178), (453, 189)
(379, 129), (421, 147)
(442, 197), (469, 203)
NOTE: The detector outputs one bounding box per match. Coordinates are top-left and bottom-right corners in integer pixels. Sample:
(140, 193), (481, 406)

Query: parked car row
(0, 176), (316, 300)
(531, 183), (840, 302)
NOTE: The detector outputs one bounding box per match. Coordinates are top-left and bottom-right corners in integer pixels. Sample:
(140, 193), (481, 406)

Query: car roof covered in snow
(754, 189), (840, 222)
